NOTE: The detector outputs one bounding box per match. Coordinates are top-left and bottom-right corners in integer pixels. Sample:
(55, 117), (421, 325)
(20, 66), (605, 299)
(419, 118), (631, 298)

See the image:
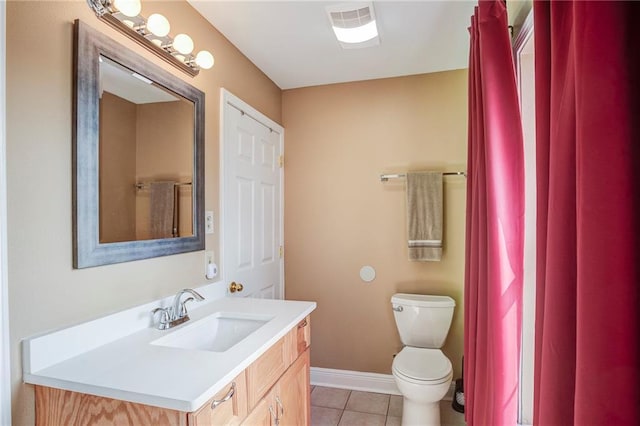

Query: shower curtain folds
(533, 1), (640, 424)
(464, 1), (524, 425)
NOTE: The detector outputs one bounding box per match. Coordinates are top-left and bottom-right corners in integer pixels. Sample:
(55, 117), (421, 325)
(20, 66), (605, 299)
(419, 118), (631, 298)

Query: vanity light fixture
(86, 0), (214, 76)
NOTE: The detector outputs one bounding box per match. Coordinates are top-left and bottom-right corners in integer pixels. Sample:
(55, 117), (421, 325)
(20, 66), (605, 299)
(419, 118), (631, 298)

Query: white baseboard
(310, 367), (456, 401)
(310, 367), (401, 395)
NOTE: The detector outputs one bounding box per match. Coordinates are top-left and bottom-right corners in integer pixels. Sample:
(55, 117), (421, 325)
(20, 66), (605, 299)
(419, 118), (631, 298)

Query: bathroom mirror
(73, 20), (205, 268)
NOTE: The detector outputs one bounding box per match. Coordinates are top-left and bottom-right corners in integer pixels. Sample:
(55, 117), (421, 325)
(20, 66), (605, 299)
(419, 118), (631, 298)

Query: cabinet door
(189, 372), (247, 426)
(276, 349), (310, 426)
(240, 394), (274, 426)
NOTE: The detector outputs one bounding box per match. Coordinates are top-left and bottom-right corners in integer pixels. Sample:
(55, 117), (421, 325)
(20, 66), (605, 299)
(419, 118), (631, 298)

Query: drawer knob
(211, 382), (236, 410)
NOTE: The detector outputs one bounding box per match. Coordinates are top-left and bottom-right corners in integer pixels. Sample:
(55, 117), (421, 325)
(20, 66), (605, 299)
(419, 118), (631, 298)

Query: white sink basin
(151, 312), (274, 352)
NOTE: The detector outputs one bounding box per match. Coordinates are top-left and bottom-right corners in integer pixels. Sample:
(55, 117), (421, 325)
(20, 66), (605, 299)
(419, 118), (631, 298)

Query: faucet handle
(151, 307), (171, 330)
(178, 296), (195, 318)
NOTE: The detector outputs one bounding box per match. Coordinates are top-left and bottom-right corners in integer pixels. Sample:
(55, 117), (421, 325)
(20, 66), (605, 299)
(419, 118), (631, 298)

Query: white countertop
(23, 297), (316, 412)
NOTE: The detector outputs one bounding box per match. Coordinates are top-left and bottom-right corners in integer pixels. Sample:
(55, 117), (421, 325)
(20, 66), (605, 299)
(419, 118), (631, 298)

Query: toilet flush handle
(393, 305), (403, 312)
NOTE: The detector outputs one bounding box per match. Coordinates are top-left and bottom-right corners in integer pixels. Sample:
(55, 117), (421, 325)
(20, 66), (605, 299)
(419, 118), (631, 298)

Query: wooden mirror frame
(73, 20), (205, 268)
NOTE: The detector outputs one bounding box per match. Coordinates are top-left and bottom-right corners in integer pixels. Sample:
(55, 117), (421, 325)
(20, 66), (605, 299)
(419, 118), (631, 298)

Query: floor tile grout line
(386, 394), (390, 417)
(337, 407), (345, 426)
(339, 389), (350, 426)
(343, 389), (351, 411)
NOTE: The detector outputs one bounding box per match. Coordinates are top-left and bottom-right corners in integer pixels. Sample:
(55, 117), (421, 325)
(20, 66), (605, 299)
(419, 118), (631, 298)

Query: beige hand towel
(150, 181), (176, 239)
(406, 172), (443, 261)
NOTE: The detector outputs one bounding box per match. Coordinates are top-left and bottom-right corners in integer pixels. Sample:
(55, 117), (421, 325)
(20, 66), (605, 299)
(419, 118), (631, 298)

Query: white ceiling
(100, 57), (180, 104)
(189, 1), (476, 90)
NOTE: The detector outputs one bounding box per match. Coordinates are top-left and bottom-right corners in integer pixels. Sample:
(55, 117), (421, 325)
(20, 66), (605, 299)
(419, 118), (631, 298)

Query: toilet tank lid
(391, 293), (455, 307)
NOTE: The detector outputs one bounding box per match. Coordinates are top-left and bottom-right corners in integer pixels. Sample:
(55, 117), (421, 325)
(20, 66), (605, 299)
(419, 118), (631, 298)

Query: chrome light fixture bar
(86, 0), (214, 77)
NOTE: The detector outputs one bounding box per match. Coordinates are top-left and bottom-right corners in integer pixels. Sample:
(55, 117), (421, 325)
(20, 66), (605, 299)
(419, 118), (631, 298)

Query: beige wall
(99, 92), (137, 243)
(6, 1), (281, 424)
(282, 71), (468, 378)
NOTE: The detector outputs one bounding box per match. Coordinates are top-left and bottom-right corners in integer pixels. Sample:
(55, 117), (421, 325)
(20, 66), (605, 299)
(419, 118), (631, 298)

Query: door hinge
(279, 245), (283, 258)
(279, 155), (284, 168)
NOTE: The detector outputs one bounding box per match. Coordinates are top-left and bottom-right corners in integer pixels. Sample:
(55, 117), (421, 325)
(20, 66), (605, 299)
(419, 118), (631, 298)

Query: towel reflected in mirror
(150, 181), (177, 239)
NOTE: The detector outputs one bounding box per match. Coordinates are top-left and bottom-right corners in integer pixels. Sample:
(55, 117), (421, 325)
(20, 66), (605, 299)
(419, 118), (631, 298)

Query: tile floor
(310, 386), (466, 426)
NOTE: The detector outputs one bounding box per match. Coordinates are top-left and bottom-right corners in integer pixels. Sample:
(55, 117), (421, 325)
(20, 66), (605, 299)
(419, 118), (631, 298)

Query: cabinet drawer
(295, 317), (311, 355)
(286, 316), (311, 365)
(189, 371), (247, 426)
(246, 338), (288, 409)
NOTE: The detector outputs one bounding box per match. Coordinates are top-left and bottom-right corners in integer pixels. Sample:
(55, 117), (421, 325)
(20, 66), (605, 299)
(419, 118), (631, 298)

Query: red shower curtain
(533, 1), (640, 424)
(464, 1), (524, 425)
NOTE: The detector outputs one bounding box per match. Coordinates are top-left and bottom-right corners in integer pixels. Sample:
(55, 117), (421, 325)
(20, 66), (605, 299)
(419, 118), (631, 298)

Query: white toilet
(391, 293), (456, 426)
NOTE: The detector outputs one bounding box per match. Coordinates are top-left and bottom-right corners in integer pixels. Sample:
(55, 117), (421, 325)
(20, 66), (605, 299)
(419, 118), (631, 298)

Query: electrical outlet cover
(205, 211), (214, 234)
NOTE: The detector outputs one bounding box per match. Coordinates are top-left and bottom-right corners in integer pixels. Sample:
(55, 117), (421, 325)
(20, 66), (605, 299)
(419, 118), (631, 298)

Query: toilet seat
(392, 347), (452, 385)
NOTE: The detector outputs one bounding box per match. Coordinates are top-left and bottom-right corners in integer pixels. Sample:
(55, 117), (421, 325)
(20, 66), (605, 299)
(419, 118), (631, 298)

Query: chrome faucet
(172, 288), (205, 321)
(151, 288), (205, 330)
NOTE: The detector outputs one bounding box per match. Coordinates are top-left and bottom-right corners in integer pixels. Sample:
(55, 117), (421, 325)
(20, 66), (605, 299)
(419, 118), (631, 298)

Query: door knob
(229, 281), (244, 293)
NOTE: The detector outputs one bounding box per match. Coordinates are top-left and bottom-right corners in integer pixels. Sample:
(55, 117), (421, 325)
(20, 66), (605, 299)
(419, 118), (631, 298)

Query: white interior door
(221, 90), (283, 299)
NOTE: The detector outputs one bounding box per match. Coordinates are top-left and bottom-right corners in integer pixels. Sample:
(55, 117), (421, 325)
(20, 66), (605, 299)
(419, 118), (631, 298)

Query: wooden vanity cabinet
(35, 386), (187, 426)
(34, 316), (311, 426)
(35, 374), (247, 426)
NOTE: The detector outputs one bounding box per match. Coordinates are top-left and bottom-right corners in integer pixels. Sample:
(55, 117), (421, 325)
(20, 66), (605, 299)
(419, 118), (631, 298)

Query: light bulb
(146, 13), (170, 37)
(113, 0), (141, 18)
(173, 34), (194, 55)
(195, 50), (214, 69)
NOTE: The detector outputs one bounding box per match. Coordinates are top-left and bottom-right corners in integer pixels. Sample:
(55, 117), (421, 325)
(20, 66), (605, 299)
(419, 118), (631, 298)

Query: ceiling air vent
(326, 2), (380, 49)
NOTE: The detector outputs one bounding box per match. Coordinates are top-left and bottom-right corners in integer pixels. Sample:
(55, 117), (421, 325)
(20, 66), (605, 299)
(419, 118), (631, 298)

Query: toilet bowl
(390, 294), (456, 426)
(392, 347), (453, 426)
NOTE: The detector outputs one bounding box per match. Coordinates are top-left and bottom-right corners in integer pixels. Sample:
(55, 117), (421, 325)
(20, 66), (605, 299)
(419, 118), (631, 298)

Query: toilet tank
(391, 293), (455, 348)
